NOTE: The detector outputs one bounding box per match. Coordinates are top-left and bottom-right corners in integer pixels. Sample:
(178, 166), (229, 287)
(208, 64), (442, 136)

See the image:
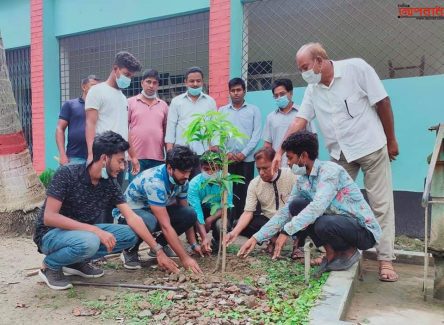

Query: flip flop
(327, 250), (360, 271)
(291, 247), (305, 260)
(379, 264), (399, 282)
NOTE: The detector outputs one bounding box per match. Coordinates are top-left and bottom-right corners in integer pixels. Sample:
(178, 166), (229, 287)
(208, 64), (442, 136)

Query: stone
(98, 295), (107, 301)
(244, 296), (257, 308)
(169, 273), (179, 282)
(137, 301), (151, 310)
(178, 274), (187, 283)
(137, 310), (152, 318)
(154, 312), (166, 321)
(224, 285), (240, 293)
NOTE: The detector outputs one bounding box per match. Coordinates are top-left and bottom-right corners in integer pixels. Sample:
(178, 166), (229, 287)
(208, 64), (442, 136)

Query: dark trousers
(119, 205), (197, 250)
(236, 213), (269, 238)
(228, 161), (255, 221)
(289, 198), (376, 252)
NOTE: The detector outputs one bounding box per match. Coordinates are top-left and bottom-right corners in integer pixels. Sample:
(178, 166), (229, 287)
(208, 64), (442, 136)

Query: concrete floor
(345, 259), (444, 324)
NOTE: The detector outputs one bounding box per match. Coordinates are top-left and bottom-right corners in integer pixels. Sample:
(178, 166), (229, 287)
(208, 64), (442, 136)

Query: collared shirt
(244, 168), (296, 219)
(85, 82), (129, 141)
(123, 164), (188, 210)
(165, 92), (217, 155)
(33, 164), (125, 249)
(253, 159), (381, 244)
(219, 101), (262, 162)
(188, 173), (234, 224)
(59, 97), (87, 159)
(263, 104), (316, 167)
(128, 94), (168, 161)
(297, 58), (388, 162)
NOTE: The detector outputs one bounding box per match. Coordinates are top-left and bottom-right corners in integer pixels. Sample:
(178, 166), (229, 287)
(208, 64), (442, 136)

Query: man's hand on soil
(182, 257), (203, 274)
(237, 237), (257, 258)
(157, 250), (179, 274)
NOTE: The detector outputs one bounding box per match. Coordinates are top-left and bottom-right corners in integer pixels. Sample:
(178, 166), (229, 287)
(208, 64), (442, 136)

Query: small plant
(39, 168), (55, 187)
(183, 111), (247, 272)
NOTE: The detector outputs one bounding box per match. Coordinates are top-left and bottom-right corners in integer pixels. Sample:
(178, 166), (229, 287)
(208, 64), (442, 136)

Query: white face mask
(291, 157), (306, 176)
(142, 90), (157, 99)
(301, 59), (322, 84)
(301, 69), (321, 84)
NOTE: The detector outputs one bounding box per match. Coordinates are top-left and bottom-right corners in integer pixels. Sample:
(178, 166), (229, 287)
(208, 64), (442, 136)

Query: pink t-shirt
(128, 94), (168, 161)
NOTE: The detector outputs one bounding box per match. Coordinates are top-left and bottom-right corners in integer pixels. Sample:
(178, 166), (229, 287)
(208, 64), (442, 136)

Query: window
(5, 46), (32, 156)
(59, 11), (209, 104)
(242, 0), (444, 90)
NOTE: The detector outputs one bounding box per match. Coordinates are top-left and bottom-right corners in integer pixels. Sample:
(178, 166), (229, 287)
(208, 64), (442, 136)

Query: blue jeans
(128, 159), (163, 183)
(67, 157), (87, 165)
(119, 205), (196, 248)
(40, 224), (138, 270)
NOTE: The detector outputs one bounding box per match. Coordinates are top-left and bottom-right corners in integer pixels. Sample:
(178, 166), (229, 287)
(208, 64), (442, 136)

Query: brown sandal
(379, 263), (399, 282)
(291, 247), (304, 260)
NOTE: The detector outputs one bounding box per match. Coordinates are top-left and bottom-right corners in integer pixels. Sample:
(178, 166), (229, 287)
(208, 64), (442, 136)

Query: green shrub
(39, 168), (55, 187)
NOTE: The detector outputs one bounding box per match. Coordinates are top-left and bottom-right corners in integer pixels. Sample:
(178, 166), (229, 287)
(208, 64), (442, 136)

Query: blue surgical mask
(275, 96), (290, 109)
(187, 87), (202, 97)
(168, 174), (177, 185)
(115, 71), (131, 89)
(202, 171), (220, 180)
(101, 167), (109, 179)
(291, 157), (306, 176)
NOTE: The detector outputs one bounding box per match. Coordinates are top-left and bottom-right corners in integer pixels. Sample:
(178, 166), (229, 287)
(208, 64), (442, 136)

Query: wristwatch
(152, 243), (163, 254)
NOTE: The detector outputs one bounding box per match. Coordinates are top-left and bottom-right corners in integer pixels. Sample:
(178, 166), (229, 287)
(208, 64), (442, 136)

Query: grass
(219, 256), (328, 324)
(83, 290), (172, 323)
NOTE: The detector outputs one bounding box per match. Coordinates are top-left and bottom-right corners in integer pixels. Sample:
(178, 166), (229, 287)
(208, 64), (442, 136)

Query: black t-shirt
(59, 98), (87, 159)
(33, 164), (125, 250)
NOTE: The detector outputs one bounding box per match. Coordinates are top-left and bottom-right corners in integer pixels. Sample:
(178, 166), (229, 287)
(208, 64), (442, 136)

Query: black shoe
(63, 262), (105, 278)
(120, 249), (141, 269)
(327, 250), (361, 271)
(39, 268), (73, 290)
(211, 239), (220, 255)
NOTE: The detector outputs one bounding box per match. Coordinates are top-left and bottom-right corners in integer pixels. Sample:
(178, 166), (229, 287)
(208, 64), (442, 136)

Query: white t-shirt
(297, 58), (388, 162)
(85, 82), (129, 141)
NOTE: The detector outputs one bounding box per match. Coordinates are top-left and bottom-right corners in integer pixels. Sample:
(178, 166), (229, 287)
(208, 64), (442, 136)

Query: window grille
(242, 0), (444, 90)
(59, 11), (209, 104)
(5, 46), (32, 156)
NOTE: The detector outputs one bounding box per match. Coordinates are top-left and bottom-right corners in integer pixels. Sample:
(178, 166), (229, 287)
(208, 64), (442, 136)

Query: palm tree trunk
(0, 33), (45, 234)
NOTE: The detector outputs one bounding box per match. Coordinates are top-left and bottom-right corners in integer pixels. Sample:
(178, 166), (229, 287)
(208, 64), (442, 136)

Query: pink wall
(209, 0), (231, 108)
(30, 0), (45, 173)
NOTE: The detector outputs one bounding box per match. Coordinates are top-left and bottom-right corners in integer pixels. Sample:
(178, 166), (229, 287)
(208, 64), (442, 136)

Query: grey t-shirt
(263, 105), (316, 166)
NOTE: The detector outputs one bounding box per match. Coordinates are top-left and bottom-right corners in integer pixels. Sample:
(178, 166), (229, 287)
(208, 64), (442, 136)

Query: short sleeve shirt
(262, 105), (316, 166)
(297, 58), (388, 162)
(33, 164), (126, 249)
(244, 168), (296, 218)
(59, 98), (87, 159)
(128, 95), (168, 161)
(124, 164), (188, 209)
(85, 82), (129, 140)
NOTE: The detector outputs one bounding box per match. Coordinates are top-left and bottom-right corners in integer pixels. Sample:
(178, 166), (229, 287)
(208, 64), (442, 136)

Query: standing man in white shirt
(263, 78), (316, 167)
(85, 51), (142, 187)
(165, 67), (217, 158)
(272, 42), (399, 282)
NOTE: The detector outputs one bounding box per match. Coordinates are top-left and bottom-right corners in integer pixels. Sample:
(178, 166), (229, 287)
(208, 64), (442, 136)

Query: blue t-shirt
(59, 98), (87, 159)
(124, 164), (188, 210)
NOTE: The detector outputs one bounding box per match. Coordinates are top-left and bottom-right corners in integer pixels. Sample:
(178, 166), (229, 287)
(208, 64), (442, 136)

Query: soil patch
(0, 236), (327, 324)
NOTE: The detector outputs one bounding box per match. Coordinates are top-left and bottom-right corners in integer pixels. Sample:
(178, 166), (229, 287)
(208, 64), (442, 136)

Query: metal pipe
(304, 240), (314, 284)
